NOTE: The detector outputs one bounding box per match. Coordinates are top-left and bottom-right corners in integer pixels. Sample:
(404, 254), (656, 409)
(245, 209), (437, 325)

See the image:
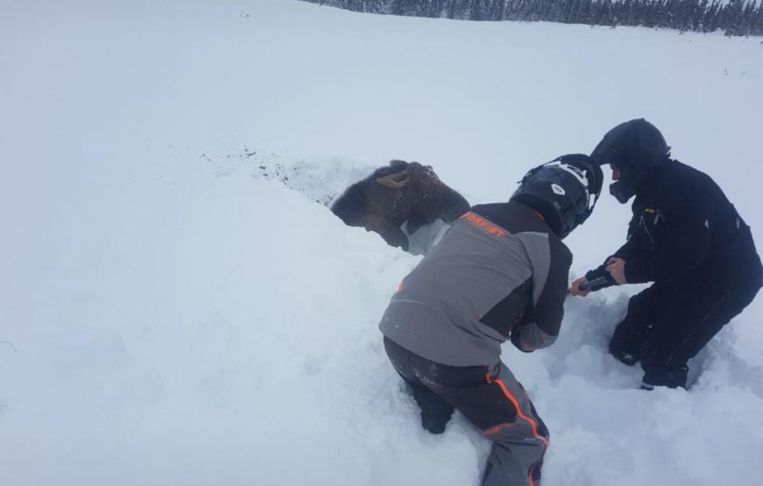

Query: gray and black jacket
(379, 201), (572, 367)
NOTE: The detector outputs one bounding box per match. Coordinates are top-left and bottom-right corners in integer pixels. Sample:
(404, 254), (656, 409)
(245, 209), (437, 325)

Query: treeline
(303, 0), (763, 36)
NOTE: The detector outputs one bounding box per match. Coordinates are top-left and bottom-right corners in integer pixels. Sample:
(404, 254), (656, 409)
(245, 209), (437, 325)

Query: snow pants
(384, 337), (548, 486)
(610, 274), (761, 388)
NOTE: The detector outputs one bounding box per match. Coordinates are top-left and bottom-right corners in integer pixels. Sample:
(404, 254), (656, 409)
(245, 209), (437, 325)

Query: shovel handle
(579, 276), (610, 291)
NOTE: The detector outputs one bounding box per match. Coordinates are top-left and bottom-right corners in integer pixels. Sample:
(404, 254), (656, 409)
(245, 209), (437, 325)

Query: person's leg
(408, 380), (455, 434)
(432, 362), (548, 486)
(385, 340), (548, 484)
(660, 283), (761, 385)
(481, 364), (548, 486)
(383, 337), (455, 433)
(609, 281), (676, 365)
(637, 280), (753, 389)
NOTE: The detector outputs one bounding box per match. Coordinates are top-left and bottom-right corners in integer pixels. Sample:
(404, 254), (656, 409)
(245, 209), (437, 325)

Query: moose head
(331, 160), (470, 251)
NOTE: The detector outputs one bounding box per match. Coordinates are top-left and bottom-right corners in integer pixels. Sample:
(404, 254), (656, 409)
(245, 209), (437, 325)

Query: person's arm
(624, 195), (711, 283)
(569, 214), (640, 296)
(580, 215), (642, 291)
(511, 235), (572, 352)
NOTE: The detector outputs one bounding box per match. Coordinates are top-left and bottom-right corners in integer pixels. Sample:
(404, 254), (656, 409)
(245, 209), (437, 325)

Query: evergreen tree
(301, 0), (763, 36)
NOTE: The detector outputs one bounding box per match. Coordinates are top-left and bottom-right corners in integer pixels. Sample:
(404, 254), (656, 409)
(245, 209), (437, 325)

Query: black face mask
(609, 179), (635, 204)
(610, 163), (658, 204)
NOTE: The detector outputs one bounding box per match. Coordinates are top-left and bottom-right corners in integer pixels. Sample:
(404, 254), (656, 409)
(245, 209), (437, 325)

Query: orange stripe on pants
(485, 372), (548, 486)
(493, 378), (549, 449)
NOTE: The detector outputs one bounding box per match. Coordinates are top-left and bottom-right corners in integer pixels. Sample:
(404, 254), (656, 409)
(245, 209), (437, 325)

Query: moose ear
(376, 171), (410, 188)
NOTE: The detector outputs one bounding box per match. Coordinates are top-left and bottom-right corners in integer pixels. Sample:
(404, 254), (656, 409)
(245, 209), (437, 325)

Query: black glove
(583, 264), (617, 291)
(510, 305), (535, 353)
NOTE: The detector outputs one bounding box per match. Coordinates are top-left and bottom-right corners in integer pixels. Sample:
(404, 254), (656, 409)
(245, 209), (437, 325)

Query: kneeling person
(570, 119), (763, 390)
(380, 155), (603, 486)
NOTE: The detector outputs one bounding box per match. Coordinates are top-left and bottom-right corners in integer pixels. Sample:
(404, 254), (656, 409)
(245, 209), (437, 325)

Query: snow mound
(203, 147), (375, 207)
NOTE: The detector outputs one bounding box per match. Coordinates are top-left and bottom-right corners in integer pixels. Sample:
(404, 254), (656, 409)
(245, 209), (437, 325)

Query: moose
(331, 160), (470, 253)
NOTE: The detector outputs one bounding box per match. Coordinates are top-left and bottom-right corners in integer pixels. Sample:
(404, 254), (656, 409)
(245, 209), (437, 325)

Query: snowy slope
(1, 1), (762, 485)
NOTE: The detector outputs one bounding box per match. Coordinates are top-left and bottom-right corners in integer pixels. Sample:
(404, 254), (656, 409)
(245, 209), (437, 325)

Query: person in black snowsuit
(569, 119), (763, 389)
(380, 155), (603, 486)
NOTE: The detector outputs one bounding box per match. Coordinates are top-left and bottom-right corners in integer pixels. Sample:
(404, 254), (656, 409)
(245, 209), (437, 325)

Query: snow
(1, 1), (762, 485)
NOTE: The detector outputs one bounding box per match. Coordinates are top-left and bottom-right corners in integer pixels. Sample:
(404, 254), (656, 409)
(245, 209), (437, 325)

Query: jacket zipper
(640, 212), (656, 245)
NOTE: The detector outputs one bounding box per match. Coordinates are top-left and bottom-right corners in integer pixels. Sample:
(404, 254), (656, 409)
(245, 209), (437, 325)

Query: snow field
(1, 1), (762, 485)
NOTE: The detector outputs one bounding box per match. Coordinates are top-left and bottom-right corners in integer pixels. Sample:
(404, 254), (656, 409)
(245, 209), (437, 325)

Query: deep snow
(1, 1), (762, 485)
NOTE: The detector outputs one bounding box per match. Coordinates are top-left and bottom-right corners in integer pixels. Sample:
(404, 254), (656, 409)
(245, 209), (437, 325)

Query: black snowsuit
(586, 159), (762, 388)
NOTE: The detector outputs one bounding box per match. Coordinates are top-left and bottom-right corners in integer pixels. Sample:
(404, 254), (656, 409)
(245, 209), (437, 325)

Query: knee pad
(420, 408), (453, 434)
(609, 343), (640, 366)
(609, 320), (654, 365)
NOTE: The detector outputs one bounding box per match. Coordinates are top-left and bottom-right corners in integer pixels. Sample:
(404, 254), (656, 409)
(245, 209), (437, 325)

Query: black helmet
(590, 118), (671, 203)
(511, 154), (603, 239)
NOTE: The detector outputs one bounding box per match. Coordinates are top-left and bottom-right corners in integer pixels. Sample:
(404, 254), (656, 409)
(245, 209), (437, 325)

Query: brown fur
(331, 160), (470, 250)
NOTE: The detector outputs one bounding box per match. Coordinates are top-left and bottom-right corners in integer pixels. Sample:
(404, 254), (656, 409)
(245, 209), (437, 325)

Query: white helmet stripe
(545, 160), (595, 210)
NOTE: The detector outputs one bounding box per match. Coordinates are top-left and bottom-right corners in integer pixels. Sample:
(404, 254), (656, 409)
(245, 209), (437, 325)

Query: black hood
(591, 118), (671, 204)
